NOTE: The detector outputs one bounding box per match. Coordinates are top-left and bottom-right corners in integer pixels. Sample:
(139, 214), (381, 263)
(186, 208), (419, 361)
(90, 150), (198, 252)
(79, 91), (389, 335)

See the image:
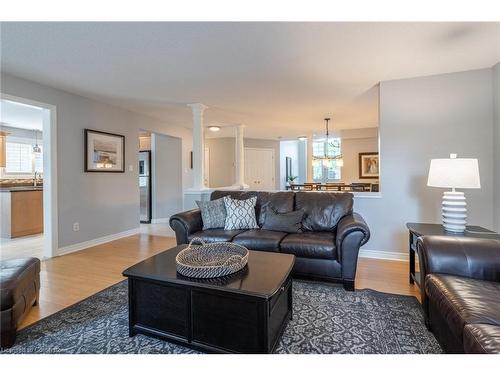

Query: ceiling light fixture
(33, 130), (41, 153)
(298, 136), (308, 141)
(312, 118), (343, 166)
(208, 126), (221, 132)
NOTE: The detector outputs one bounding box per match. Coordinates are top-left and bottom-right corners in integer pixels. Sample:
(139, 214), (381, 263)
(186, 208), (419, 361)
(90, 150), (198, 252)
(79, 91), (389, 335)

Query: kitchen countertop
(0, 186), (43, 192)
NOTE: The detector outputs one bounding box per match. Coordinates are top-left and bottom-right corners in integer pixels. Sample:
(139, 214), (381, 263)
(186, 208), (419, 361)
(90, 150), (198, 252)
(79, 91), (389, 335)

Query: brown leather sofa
(1, 257), (41, 348)
(170, 190), (370, 290)
(417, 236), (500, 353)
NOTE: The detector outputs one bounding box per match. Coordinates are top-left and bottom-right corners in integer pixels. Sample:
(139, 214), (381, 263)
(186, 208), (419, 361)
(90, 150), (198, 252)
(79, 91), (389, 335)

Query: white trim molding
(359, 249), (408, 261)
(57, 227), (140, 256)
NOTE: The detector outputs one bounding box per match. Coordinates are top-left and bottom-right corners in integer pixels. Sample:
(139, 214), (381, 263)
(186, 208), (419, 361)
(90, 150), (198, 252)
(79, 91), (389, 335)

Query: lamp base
(442, 190), (467, 233)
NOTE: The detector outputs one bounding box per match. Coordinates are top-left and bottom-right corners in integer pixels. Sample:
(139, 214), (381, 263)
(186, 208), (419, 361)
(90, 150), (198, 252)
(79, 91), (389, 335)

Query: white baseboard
(359, 249), (408, 261)
(57, 227), (141, 256)
(151, 217), (170, 224)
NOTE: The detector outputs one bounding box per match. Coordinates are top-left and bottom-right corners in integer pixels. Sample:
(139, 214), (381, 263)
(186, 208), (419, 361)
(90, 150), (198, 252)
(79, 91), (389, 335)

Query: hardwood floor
(17, 228), (419, 329)
(20, 232), (177, 329)
(357, 257), (420, 299)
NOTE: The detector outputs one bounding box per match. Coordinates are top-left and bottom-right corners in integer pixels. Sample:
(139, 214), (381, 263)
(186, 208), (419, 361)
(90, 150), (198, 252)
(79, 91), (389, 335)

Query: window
(312, 138), (341, 182)
(3, 141), (43, 176)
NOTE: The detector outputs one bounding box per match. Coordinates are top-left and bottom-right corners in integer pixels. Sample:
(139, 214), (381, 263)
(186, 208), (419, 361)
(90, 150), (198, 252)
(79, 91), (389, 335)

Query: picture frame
(84, 129), (125, 173)
(359, 152), (379, 179)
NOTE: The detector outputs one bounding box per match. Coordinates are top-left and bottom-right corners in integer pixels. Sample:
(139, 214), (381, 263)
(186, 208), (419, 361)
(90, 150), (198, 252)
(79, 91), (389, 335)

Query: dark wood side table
(406, 223), (499, 289)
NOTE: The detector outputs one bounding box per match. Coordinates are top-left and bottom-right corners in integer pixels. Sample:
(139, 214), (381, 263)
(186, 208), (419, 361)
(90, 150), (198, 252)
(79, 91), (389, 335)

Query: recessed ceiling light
(208, 126), (221, 132)
(298, 136), (308, 141)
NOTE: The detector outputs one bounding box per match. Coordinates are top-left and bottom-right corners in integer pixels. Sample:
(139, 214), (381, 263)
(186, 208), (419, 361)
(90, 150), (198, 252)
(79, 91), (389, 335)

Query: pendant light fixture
(312, 118), (343, 166)
(33, 129), (41, 153)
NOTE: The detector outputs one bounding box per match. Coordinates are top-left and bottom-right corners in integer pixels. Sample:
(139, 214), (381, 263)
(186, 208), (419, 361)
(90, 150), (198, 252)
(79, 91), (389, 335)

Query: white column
(233, 124), (249, 189)
(306, 134), (314, 182)
(188, 103), (208, 190)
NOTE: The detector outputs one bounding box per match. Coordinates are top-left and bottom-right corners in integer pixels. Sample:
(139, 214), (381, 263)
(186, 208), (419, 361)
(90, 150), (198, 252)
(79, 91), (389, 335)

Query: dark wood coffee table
(122, 245), (295, 353)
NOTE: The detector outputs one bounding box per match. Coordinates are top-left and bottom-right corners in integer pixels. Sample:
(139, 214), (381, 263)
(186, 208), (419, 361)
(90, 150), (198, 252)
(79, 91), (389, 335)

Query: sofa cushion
(211, 190), (294, 227)
(223, 196), (259, 230)
(280, 232), (337, 260)
(262, 208), (304, 233)
(196, 197), (226, 230)
(463, 324), (500, 354)
(425, 274), (500, 342)
(188, 229), (245, 244)
(233, 229), (288, 252)
(295, 192), (353, 232)
(1, 257), (40, 311)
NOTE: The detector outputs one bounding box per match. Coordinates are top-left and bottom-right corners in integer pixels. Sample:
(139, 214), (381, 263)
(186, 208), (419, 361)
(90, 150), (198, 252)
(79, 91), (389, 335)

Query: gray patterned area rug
(3, 280), (441, 354)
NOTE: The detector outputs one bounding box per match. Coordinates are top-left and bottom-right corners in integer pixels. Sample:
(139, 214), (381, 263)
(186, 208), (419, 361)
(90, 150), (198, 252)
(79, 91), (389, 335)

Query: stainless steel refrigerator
(139, 151), (151, 223)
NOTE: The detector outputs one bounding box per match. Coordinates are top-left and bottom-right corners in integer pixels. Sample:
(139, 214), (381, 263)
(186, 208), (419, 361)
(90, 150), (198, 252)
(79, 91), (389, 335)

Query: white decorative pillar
(233, 124), (249, 189)
(188, 103), (208, 190)
(306, 134), (314, 182)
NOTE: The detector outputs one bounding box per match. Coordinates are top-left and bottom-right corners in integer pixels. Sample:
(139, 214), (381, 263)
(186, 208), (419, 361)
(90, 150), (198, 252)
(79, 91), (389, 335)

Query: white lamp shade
(427, 157), (480, 189)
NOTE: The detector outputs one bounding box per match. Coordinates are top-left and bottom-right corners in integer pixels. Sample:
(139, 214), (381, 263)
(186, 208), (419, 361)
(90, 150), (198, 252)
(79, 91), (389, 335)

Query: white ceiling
(0, 99), (44, 130)
(1, 22), (499, 139)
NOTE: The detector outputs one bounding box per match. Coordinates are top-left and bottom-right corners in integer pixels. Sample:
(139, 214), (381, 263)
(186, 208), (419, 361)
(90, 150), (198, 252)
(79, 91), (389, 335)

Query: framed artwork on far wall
(84, 129), (125, 172)
(359, 152), (379, 179)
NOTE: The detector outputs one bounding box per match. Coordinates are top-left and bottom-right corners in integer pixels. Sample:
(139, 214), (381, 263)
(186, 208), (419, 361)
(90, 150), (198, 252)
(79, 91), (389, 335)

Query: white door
(244, 148), (275, 190)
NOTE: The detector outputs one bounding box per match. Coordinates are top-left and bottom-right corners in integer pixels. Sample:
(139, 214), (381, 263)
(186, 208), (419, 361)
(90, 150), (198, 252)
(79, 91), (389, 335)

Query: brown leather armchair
(1, 257), (40, 348)
(417, 236), (500, 353)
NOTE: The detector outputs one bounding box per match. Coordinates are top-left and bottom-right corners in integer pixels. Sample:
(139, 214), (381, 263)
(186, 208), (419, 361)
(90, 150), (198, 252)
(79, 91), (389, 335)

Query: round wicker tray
(175, 238), (249, 279)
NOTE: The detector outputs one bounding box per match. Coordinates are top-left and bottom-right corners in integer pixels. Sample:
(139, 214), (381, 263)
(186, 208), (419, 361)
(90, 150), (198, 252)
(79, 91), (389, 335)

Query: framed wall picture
(359, 152), (379, 179)
(84, 129), (125, 172)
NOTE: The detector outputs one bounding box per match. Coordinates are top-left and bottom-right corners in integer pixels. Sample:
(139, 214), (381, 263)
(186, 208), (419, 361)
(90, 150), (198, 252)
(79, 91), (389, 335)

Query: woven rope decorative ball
(175, 237), (249, 278)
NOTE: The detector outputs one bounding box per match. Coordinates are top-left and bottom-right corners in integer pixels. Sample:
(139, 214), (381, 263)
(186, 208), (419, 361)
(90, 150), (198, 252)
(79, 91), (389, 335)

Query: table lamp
(427, 153), (480, 233)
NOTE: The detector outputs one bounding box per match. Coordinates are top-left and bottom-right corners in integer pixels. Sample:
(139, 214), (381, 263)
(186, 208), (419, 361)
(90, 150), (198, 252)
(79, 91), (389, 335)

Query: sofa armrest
(416, 235), (500, 323)
(336, 213), (370, 250)
(169, 209), (203, 245)
(417, 236), (500, 283)
(336, 213), (370, 283)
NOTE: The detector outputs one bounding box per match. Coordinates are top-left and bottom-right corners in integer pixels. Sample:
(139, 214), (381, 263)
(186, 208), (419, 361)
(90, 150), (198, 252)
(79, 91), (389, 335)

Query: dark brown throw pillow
(262, 207), (304, 233)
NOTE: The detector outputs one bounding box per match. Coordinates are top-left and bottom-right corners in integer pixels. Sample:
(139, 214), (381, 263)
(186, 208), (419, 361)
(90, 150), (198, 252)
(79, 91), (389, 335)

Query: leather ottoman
(1, 257), (41, 348)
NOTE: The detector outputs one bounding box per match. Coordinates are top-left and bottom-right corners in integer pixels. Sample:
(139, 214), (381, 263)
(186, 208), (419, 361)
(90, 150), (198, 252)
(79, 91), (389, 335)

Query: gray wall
(151, 133), (183, 221)
(355, 68), (495, 255)
(494, 62), (500, 232)
(205, 137), (235, 187)
(340, 128), (379, 184)
(1, 73), (192, 249)
(205, 137), (281, 189)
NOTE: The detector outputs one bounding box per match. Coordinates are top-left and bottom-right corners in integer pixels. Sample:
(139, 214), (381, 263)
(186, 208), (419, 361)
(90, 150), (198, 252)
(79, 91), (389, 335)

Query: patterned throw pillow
(223, 196), (259, 230)
(196, 198), (227, 230)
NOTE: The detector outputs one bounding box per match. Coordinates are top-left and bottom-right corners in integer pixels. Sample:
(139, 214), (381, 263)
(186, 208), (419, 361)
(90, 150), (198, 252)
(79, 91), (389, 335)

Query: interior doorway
(0, 94), (57, 260)
(137, 130), (182, 237)
(138, 131), (152, 224)
(139, 150), (152, 223)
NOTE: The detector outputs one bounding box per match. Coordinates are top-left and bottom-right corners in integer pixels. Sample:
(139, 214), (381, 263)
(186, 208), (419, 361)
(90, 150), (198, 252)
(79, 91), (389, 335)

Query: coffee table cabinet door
(191, 290), (267, 353)
(134, 280), (190, 338)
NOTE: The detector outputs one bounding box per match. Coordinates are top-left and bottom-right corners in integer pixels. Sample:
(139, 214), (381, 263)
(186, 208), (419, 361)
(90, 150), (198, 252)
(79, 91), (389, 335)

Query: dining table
(285, 183), (377, 192)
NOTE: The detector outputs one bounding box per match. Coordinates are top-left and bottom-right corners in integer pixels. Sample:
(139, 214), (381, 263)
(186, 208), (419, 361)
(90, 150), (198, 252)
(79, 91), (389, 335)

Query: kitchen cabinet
(1, 188), (43, 238)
